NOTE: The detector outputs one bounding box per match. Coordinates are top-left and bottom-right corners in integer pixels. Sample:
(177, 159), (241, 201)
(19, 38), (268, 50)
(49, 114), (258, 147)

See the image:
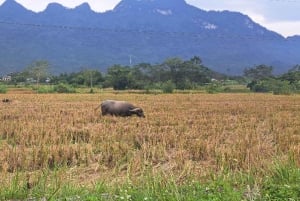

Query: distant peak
(0, 0), (35, 13)
(45, 2), (68, 11)
(1, 0), (25, 9)
(3, 0), (17, 5)
(114, 0), (187, 11)
(74, 2), (92, 11)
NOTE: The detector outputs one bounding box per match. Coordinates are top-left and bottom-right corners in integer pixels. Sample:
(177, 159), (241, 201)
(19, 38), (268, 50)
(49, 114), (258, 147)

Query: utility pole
(90, 71), (93, 89)
(88, 70), (94, 93)
(129, 55), (132, 66)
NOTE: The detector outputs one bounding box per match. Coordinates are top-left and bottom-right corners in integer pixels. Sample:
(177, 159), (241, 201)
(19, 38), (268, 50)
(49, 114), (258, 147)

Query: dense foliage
(0, 84), (7, 93)
(2, 57), (223, 91)
(1, 58), (300, 94)
(244, 64), (300, 94)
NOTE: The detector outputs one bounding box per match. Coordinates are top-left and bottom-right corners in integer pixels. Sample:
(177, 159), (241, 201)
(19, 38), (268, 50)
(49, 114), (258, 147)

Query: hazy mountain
(0, 0), (299, 75)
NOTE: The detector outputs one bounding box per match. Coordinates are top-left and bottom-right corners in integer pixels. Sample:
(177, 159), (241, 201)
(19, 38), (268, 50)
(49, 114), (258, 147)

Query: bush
(176, 79), (195, 90)
(248, 80), (272, 92)
(161, 80), (175, 93)
(0, 84), (7, 93)
(205, 82), (223, 94)
(247, 79), (294, 95)
(292, 81), (300, 92)
(273, 80), (293, 95)
(54, 83), (76, 93)
(37, 86), (55, 93)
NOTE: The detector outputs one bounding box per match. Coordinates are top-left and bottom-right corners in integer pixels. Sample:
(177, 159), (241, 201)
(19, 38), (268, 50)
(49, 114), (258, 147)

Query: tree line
(6, 56), (223, 89)
(2, 57), (300, 94)
(244, 64), (300, 95)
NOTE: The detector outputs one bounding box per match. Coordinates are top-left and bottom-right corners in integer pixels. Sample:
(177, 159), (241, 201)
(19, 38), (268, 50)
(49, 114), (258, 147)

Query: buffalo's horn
(129, 108), (141, 112)
(94, 104), (101, 111)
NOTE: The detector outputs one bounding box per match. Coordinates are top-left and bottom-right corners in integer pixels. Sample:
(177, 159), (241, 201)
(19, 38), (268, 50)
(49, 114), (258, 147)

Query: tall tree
(81, 69), (104, 88)
(25, 60), (50, 87)
(161, 57), (184, 86)
(288, 64), (300, 73)
(190, 56), (202, 65)
(280, 64), (300, 84)
(106, 65), (132, 90)
(244, 65), (273, 81)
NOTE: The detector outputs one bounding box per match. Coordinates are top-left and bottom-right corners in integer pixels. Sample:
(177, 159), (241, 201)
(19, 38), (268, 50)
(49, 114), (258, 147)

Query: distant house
(45, 77), (51, 83)
(2, 75), (12, 82)
(26, 78), (36, 83)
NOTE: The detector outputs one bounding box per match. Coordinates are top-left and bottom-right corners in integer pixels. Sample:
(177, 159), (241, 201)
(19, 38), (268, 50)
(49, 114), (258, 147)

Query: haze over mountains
(0, 0), (299, 75)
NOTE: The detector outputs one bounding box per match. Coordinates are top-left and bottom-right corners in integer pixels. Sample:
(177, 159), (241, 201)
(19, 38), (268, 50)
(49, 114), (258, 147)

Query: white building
(2, 75), (12, 82)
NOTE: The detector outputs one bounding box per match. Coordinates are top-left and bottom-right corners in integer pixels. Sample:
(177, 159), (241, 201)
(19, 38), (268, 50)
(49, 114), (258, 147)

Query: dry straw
(0, 93), (299, 184)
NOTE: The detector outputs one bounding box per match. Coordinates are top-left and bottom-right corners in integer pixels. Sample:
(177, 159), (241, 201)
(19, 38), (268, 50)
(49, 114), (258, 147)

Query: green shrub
(176, 79), (195, 90)
(273, 80), (293, 95)
(54, 83), (76, 93)
(292, 80), (300, 93)
(0, 84), (7, 93)
(205, 83), (223, 94)
(249, 80), (273, 92)
(161, 80), (175, 93)
(248, 79), (294, 94)
(37, 86), (55, 93)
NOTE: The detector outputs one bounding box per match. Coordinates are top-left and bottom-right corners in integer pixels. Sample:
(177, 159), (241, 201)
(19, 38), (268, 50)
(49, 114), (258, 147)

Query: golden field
(0, 92), (299, 186)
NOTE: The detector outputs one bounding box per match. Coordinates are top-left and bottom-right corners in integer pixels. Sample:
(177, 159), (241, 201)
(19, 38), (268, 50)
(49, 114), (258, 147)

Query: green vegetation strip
(1, 163), (299, 201)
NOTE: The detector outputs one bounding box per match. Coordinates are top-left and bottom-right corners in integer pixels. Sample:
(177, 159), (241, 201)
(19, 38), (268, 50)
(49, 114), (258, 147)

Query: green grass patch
(0, 84), (7, 93)
(54, 83), (76, 93)
(1, 164), (299, 201)
(262, 162), (300, 200)
(36, 85), (56, 93)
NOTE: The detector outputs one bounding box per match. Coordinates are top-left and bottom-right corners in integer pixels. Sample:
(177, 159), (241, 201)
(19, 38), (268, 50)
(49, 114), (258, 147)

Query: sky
(0, 0), (299, 37)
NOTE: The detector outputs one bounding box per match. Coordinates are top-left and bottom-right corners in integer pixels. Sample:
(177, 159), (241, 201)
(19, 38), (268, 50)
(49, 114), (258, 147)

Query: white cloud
(186, 0), (300, 36)
(0, 0), (122, 12)
(245, 12), (266, 23)
(242, 11), (300, 37)
(87, 0), (122, 12)
(263, 21), (300, 37)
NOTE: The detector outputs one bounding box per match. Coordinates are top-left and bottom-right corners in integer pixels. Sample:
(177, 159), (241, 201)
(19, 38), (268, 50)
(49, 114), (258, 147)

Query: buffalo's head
(130, 108), (145, 118)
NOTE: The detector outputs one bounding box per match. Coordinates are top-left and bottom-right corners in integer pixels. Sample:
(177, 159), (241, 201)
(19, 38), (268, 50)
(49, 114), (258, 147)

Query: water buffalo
(95, 100), (145, 118)
(2, 98), (11, 103)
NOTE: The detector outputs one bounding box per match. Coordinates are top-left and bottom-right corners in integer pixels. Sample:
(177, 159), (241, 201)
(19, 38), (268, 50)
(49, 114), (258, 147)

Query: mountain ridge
(0, 0), (299, 75)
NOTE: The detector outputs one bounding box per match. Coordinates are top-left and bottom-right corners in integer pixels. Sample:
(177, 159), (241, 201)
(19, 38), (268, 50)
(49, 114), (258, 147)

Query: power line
(269, 0), (298, 2)
(0, 20), (289, 41)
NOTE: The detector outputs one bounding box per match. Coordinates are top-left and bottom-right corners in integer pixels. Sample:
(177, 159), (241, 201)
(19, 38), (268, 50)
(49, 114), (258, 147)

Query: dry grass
(0, 93), (299, 186)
